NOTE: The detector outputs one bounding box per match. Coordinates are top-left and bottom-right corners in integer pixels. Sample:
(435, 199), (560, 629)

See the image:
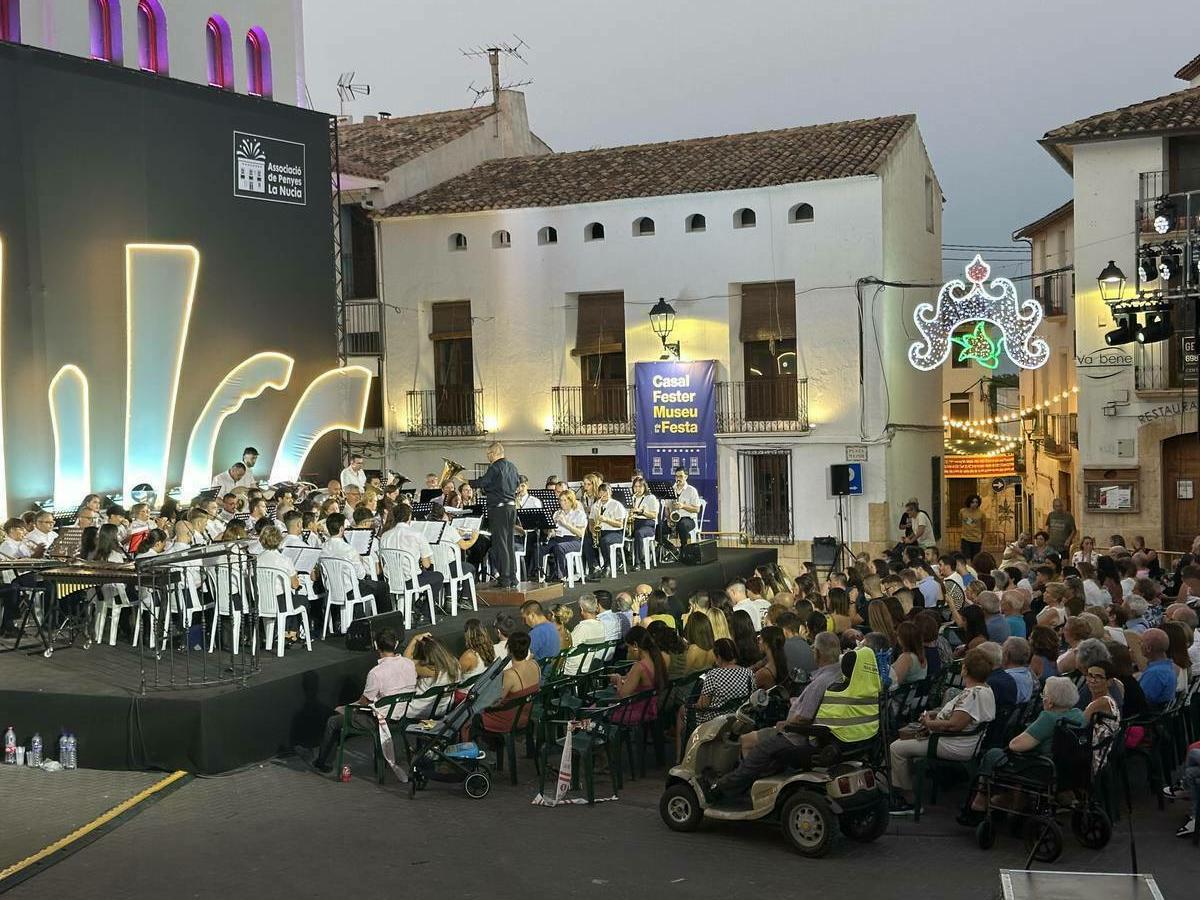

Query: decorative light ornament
(951, 321), (1001, 369)
(909, 255), (1048, 371)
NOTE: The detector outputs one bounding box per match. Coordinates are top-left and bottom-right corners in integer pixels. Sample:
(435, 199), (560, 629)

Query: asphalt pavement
(3, 742), (1197, 899)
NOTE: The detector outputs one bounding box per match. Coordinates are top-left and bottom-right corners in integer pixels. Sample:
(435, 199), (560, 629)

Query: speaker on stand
(829, 464), (855, 574)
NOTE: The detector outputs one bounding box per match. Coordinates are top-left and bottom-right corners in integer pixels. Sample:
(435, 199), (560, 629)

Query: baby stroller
(404, 655), (509, 799)
(974, 716), (1118, 864)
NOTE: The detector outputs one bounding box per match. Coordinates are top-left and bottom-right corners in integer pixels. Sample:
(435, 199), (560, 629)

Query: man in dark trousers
(470, 441), (520, 588)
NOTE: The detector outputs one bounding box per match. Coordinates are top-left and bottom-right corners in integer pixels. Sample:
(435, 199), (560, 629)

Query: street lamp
(649, 297), (680, 359)
(1097, 260), (1126, 303)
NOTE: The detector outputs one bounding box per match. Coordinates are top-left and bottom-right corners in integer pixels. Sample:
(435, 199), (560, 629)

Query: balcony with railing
(716, 377), (809, 433)
(1134, 331), (1198, 392)
(551, 383), (636, 436)
(406, 388), (485, 437)
(1033, 272), (1073, 318)
(1042, 412), (1077, 458)
(343, 299), (383, 356)
(739, 506), (792, 545)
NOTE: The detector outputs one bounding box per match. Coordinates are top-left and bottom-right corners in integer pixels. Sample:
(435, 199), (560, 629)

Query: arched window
(89, 0), (123, 63)
(686, 213), (706, 233)
(538, 226), (558, 245)
(245, 26), (272, 98)
(634, 216), (655, 236)
(136, 0), (168, 73)
(449, 233), (468, 251)
(789, 202), (814, 223)
(0, 0), (21, 43)
(585, 222), (605, 242)
(492, 229), (511, 249)
(734, 208), (756, 228)
(205, 15), (233, 89)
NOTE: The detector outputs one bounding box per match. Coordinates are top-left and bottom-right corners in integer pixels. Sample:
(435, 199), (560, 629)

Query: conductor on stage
(470, 441), (520, 589)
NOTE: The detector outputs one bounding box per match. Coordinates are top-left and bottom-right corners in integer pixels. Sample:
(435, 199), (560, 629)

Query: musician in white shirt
(339, 454), (367, 492)
(514, 477), (543, 577)
(26, 512), (58, 552)
(0, 518), (38, 635)
(240, 447), (260, 484)
(212, 462), (255, 496)
(281, 511), (307, 548)
(436, 508), (482, 579)
(628, 475), (661, 565)
(587, 483), (627, 578)
(544, 490), (587, 583)
(379, 506), (444, 601)
(670, 467), (701, 546)
(319, 513), (391, 620)
(256, 525), (308, 622)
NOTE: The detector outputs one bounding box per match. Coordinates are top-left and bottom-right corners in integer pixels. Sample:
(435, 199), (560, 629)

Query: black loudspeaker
(811, 536), (838, 568)
(830, 464), (853, 496)
(344, 610), (407, 651)
(680, 538), (718, 566)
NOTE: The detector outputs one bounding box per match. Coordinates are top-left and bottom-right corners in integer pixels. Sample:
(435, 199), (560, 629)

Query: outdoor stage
(0, 548), (776, 774)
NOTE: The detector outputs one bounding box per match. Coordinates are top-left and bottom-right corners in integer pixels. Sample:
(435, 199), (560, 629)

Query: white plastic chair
(161, 563), (212, 645)
(380, 548), (436, 628)
(431, 543), (477, 617)
(639, 535), (657, 569)
(255, 566), (312, 656)
(94, 582), (135, 647)
(205, 559), (251, 652)
(563, 550), (585, 588)
(319, 557), (376, 638)
(607, 539), (629, 578)
(131, 582), (161, 649)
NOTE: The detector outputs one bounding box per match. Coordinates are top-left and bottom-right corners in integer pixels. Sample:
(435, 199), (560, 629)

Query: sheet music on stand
(196, 488), (219, 501)
(52, 512), (77, 530)
(517, 507), (556, 531)
(284, 546), (323, 573)
(47, 526), (84, 559)
(528, 489), (558, 508)
(418, 488), (442, 503)
(346, 529), (374, 555)
(647, 481), (675, 500)
(612, 485), (634, 507)
(456, 516), (484, 536)
(411, 502), (434, 520)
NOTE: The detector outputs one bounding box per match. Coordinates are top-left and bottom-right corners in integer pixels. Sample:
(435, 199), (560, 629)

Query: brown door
(566, 455), (636, 483)
(1163, 433), (1200, 552)
(1057, 471), (1072, 510)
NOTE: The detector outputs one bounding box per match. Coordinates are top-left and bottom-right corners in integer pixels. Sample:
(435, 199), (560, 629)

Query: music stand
(47, 526), (84, 559)
(346, 529), (373, 555)
(528, 489), (558, 508)
(647, 481), (675, 500)
(612, 485), (634, 508)
(419, 488), (442, 503)
(517, 507), (556, 578)
(284, 546), (323, 574)
(411, 502), (434, 521)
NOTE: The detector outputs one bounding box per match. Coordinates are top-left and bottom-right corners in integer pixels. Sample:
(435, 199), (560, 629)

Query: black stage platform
(0, 548), (775, 774)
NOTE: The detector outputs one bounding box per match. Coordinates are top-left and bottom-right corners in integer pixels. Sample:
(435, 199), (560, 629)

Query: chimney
(362, 114), (378, 124)
(489, 48), (501, 112)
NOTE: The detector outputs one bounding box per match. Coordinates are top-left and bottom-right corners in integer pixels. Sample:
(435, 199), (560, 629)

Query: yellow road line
(0, 770), (189, 883)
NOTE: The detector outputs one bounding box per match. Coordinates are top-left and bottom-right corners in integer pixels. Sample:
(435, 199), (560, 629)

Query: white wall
(377, 134), (942, 547)
(16, 0), (304, 106)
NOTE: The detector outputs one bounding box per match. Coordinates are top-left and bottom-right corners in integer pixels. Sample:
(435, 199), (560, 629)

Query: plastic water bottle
(64, 733), (77, 770)
(29, 733), (42, 767)
(3, 726), (15, 765)
(58, 732), (68, 765)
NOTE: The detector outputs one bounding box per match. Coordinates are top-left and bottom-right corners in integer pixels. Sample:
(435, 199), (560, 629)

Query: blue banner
(634, 360), (718, 532)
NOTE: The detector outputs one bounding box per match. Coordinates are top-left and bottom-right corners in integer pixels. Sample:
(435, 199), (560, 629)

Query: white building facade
(369, 115), (944, 556)
(3, 0), (306, 106)
(1037, 55), (1200, 551)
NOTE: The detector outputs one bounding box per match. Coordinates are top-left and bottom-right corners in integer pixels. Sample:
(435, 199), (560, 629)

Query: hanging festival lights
(941, 385), (1078, 430)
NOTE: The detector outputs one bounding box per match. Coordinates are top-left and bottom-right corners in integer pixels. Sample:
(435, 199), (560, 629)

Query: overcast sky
(305, 0), (1188, 278)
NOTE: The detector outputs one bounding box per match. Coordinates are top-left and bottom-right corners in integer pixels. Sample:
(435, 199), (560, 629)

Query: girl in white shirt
(544, 490), (587, 582)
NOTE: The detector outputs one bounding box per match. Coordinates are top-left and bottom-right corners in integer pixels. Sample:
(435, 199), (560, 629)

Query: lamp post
(649, 297), (680, 360)
(1097, 260), (1126, 304)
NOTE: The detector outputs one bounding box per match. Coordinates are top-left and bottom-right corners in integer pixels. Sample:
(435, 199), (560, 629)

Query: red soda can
(340, 765), (351, 782)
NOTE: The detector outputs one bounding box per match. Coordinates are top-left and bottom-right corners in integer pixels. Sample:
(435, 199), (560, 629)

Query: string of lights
(942, 385), (1079, 429)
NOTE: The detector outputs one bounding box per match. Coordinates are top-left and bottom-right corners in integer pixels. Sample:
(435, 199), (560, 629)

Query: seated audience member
(521, 600), (561, 662)
(753, 625), (792, 692)
(641, 589), (677, 629)
(309, 628), (415, 772)
(595, 590), (625, 644)
(863, 632), (893, 690)
(650, 620), (689, 679)
(1001, 590), (1028, 638)
(1036, 582), (1068, 629)
(735, 577), (772, 630)
(963, 676), (1084, 822)
(459, 618), (496, 679)
(891, 621), (928, 686)
(479, 631), (541, 739)
(777, 610), (816, 675)
(683, 611), (717, 673)
(550, 603), (574, 651)
(729, 609), (763, 666)
(566, 594), (609, 674)
(977, 641), (1017, 706)
(608, 625), (668, 725)
(1163, 603), (1200, 675)
(916, 611), (948, 678)
(1001, 636), (1034, 703)
(404, 632), (461, 717)
(957, 605), (989, 656)
(889, 648), (996, 814)
(1137, 628), (1177, 707)
(1028, 625), (1060, 682)
(976, 591), (1010, 643)
(1124, 596), (1150, 634)
(492, 612), (518, 662)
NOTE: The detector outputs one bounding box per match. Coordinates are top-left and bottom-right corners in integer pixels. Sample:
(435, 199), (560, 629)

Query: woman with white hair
(961, 675), (1086, 824)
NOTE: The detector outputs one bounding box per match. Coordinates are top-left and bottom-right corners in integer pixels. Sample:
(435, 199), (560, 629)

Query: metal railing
(344, 299), (382, 355)
(738, 506), (792, 545)
(551, 383), (636, 435)
(406, 388), (485, 437)
(1042, 412), (1076, 457)
(1138, 167), (1200, 202)
(716, 378), (809, 433)
(1134, 334), (1197, 391)
(1034, 272), (1072, 317)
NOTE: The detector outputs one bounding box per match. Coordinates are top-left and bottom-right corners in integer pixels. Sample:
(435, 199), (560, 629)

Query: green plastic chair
(335, 689), (416, 783)
(484, 690), (540, 785)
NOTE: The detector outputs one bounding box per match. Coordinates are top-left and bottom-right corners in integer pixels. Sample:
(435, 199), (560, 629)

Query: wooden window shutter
(573, 292), (625, 356)
(739, 281), (797, 342)
(429, 300), (472, 340)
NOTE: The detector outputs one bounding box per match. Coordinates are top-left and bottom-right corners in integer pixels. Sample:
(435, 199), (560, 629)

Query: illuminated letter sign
(909, 255), (1049, 371)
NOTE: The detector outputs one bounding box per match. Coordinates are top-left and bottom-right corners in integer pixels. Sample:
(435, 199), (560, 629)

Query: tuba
(438, 458), (465, 486)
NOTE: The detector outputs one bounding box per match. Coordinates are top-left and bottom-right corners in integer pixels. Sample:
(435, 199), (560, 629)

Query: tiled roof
(1041, 85), (1200, 145)
(1012, 200), (1073, 240)
(336, 106), (495, 179)
(1175, 52), (1200, 82)
(380, 114), (916, 217)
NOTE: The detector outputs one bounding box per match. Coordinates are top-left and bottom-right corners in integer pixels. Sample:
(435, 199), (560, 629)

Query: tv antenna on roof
(336, 72), (372, 117)
(461, 36), (533, 109)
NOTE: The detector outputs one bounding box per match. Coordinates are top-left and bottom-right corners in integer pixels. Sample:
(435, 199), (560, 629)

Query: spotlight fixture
(1158, 245), (1181, 283)
(1137, 248), (1159, 284)
(1135, 311), (1172, 345)
(1104, 313), (1136, 346)
(1153, 196), (1177, 234)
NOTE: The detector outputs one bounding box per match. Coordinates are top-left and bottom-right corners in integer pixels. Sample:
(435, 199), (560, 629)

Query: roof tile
(380, 114), (915, 217)
(1042, 85), (1200, 144)
(336, 106), (495, 179)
